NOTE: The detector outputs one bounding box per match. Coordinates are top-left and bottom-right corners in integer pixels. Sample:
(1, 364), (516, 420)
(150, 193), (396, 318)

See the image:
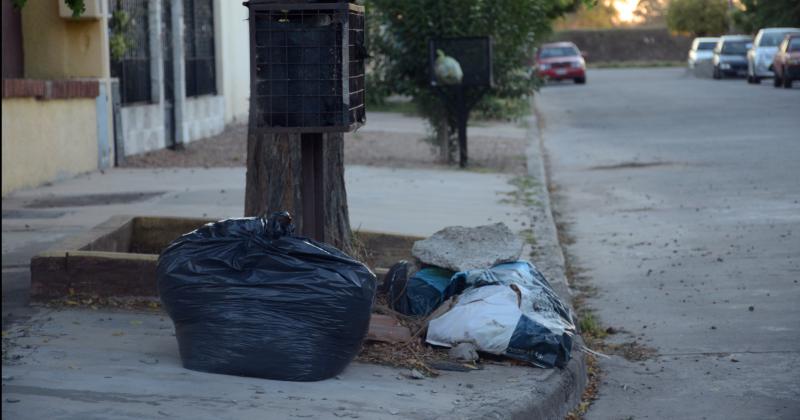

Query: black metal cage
(245, 1), (366, 133)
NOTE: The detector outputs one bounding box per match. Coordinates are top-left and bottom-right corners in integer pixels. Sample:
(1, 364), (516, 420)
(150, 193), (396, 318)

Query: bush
(666, 0), (730, 37)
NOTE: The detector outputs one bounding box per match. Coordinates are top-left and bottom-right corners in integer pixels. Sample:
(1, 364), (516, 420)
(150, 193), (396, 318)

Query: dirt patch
(26, 192), (165, 208)
(589, 161), (672, 171)
(123, 123), (527, 174)
(123, 124), (248, 168)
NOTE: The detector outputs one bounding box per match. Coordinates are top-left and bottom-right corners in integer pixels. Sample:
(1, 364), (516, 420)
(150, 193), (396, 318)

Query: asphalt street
(537, 68), (800, 419)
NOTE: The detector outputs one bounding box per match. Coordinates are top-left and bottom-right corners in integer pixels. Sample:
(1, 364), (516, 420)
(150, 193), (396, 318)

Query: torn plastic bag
(382, 262), (454, 317)
(157, 212), (376, 381)
(426, 261), (575, 368)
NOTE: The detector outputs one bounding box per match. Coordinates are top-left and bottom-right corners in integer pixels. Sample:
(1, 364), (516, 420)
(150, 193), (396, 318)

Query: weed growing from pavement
(498, 175), (542, 208)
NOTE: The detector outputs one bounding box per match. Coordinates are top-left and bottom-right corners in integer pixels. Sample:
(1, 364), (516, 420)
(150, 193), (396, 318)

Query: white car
(747, 27), (800, 83)
(688, 37), (719, 69)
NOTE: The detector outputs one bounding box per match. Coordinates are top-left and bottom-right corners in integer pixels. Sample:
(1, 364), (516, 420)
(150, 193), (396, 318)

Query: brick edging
(2, 79), (99, 100)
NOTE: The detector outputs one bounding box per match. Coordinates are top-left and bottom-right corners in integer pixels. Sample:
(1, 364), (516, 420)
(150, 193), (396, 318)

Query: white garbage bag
(426, 261), (575, 368)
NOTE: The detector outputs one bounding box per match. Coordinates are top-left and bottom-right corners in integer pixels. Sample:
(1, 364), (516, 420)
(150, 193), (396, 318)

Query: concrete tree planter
(30, 215), (419, 300)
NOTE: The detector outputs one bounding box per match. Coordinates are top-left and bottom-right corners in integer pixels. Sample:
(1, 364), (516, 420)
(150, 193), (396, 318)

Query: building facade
(2, 0), (250, 195)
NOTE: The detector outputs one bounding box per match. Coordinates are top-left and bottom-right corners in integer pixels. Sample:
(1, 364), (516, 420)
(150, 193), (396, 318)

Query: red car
(535, 42), (587, 84)
(772, 34), (800, 88)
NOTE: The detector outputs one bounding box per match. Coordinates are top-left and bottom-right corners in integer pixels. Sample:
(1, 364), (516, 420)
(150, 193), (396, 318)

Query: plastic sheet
(157, 212), (376, 381)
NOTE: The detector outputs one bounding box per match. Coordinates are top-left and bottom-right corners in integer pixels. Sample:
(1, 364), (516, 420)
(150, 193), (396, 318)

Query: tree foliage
(634, 0), (668, 26)
(366, 0), (586, 161)
(13, 0), (85, 17)
(733, 0), (800, 34)
(557, 0), (619, 30)
(666, 0), (729, 36)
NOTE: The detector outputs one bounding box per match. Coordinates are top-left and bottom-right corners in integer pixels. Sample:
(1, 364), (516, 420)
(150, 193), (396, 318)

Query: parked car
(688, 37), (719, 69)
(712, 35), (752, 79)
(772, 34), (800, 88)
(747, 27), (800, 84)
(535, 42), (586, 84)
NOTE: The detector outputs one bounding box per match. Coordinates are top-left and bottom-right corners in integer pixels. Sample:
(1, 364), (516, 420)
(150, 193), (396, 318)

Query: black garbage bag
(157, 212), (376, 381)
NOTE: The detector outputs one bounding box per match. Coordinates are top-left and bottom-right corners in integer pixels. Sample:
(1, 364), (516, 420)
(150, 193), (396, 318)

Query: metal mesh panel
(249, 3), (365, 132)
(109, 0), (152, 104)
(184, 0), (216, 97)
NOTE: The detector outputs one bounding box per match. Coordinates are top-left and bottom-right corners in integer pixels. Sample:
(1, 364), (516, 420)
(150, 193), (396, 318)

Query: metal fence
(109, 0), (152, 104)
(183, 0), (216, 97)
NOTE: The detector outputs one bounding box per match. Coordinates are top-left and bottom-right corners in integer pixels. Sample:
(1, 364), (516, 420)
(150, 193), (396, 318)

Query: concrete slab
(1, 308), (583, 420)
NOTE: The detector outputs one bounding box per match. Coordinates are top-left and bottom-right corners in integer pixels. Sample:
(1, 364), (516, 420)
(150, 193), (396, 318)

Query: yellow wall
(21, 0), (108, 79)
(2, 98), (98, 196)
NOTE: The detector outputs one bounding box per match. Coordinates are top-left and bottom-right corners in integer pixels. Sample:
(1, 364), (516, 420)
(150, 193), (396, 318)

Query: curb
(514, 98), (586, 418)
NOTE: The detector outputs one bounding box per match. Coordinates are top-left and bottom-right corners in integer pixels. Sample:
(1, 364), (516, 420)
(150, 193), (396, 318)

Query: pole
(457, 85), (468, 168)
(300, 133), (325, 242)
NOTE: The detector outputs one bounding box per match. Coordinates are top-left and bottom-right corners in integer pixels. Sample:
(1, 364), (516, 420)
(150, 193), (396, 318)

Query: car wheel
(574, 77), (586, 84)
(753, 76), (761, 84)
(747, 75), (754, 83)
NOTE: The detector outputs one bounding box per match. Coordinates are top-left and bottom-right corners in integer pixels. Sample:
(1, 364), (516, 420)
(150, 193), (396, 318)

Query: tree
(666, 0), (729, 36)
(557, 0), (619, 30)
(366, 0), (585, 164)
(634, 0), (668, 26)
(733, 0), (800, 34)
(244, 132), (353, 253)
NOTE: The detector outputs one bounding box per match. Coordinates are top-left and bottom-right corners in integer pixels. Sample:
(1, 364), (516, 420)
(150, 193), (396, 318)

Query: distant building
(2, 0), (250, 195)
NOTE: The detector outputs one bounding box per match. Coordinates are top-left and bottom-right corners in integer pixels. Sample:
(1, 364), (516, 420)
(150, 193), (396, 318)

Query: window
(184, 0), (216, 97)
(539, 47), (579, 59)
(789, 38), (800, 53)
(698, 42), (716, 51)
(109, 0), (152, 104)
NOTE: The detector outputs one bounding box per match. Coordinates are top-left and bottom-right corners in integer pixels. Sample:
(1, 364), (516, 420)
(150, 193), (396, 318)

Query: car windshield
(721, 41), (749, 54)
(790, 38), (800, 52)
(539, 47), (578, 58)
(698, 42), (716, 51)
(760, 31), (799, 47)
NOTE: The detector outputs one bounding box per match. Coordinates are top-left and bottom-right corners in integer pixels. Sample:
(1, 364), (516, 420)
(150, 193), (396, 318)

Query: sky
(613, 0), (640, 23)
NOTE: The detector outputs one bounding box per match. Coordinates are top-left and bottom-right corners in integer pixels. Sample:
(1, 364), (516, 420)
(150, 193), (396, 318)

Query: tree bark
(244, 131), (353, 253)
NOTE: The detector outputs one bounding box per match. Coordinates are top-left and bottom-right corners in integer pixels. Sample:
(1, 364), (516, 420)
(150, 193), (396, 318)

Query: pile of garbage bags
(157, 212), (376, 381)
(382, 225), (575, 369)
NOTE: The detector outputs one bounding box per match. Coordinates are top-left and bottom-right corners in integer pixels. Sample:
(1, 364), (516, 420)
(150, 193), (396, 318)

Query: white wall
(121, 103), (166, 156)
(216, 0), (250, 125)
(183, 95), (225, 142)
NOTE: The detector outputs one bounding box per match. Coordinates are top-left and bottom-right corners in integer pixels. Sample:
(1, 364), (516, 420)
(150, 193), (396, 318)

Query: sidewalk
(2, 113), (585, 419)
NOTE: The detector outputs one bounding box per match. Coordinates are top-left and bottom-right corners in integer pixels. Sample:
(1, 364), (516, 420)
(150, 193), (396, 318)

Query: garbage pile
(157, 212), (376, 381)
(381, 223), (576, 369)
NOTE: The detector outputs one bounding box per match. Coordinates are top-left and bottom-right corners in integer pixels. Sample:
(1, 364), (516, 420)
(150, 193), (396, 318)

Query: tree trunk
(244, 131), (353, 253)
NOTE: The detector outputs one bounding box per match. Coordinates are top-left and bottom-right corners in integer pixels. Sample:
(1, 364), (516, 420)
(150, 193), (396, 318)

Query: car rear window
(721, 41), (750, 54)
(539, 47), (579, 58)
(760, 31), (799, 47)
(790, 38), (800, 52)
(698, 42), (716, 51)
